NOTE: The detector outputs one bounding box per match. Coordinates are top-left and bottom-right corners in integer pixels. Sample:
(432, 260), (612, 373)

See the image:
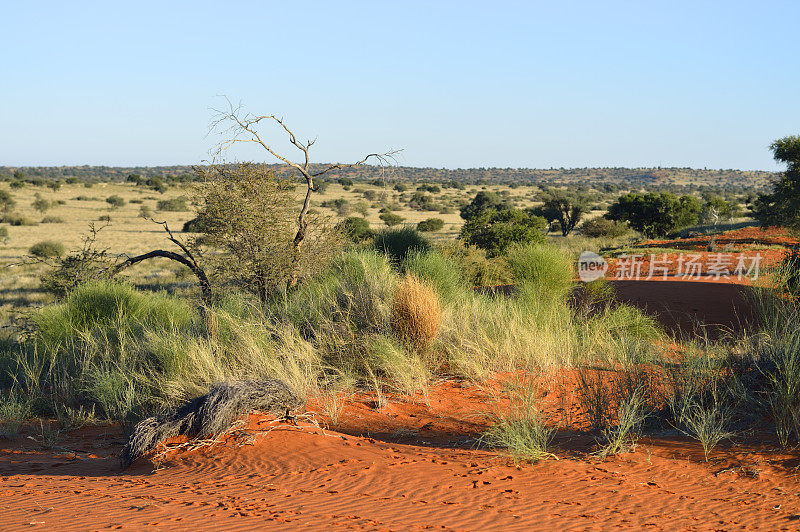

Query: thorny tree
(189, 163), (340, 303)
(210, 98), (399, 288)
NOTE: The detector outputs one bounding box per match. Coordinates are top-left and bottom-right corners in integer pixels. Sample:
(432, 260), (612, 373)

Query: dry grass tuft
(391, 274), (441, 350)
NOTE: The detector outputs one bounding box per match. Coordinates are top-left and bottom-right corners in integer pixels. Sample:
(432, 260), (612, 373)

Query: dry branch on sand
(121, 380), (303, 468)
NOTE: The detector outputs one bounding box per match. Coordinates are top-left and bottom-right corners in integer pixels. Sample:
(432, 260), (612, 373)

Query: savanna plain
(1, 159), (800, 531)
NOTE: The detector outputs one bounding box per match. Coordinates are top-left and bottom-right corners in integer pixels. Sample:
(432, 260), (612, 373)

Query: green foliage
(532, 189), (591, 236)
(580, 217), (630, 238)
(408, 191), (439, 211)
(32, 193), (51, 214)
(321, 198), (351, 216)
(379, 212), (404, 226)
(0, 189), (15, 213)
(192, 163), (340, 302)
(0, 391), (31, 437)
(9, 181), (24, 189)
(481, 377), (555, 463)
(40, 228), (117, 298)
(156, 197), (189, 211)
(606, 192), (702, 237)
(337, 216), (373, 242)
(460, 208), (546, 257)
(138, 205), (153, 218)
(416, 184), (441, 193)
(700, 194), (742, 225)
(459, 190), (510, 220)
(437, 243), (513, 287)
(105, 195), (125, 208)
(29, 240), (66, 259)
(41, 215), (65, 224)
(181, 216), (210, 233)
(417, 217), (445, 232)
(505, 243), (574, 297)
(595, 387), (650, 459)
(402, 250), (469, 303)
(33, 281), (197, 358)
(752, 136), (800, 232)
(0, 226), (8, 243)
(373, 227), (431, 264)
(146, 177), (167, 193)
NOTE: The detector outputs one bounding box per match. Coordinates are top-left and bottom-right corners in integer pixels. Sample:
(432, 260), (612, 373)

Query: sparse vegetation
(105, 195), (125, 209)
(29, 240), (66, 259)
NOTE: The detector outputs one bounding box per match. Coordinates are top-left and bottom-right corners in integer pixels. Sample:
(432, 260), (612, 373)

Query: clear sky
(2, 1), (798, 170)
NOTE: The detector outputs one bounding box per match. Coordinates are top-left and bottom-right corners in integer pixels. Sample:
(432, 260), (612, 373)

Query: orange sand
(2, 377), (799, 531)
(1, 277), (798, 530)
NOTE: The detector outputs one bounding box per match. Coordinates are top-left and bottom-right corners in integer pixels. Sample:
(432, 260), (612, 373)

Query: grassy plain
(0, 179), (612, 326)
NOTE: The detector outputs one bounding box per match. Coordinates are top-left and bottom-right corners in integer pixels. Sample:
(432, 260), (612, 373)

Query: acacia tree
(532, 189), (591, 236)
(188, 163), (341, 303)
(42, 103), (397, 310)
(752, 136), (800, 232)
(210, 99), (398, 287)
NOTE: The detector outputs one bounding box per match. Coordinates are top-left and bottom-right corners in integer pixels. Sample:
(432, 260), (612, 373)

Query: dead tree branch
(210, 96), (400, 287)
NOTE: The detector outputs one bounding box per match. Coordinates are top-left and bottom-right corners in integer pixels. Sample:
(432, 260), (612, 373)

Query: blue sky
(2, 1), (798, 170)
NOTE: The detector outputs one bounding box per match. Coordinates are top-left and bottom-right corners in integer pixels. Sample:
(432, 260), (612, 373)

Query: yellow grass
(0, 178), (557, 326)
(391, 274), (441, 349)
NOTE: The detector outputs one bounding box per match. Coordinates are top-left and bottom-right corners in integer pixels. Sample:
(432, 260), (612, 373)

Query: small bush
(336, 216), (373, 242)
(106, 195), (125, 208)
(373, 227), (431, 264)
(505, 242), (574, 297)
(156, 197), (189, 212)
(0, 391), (31, 437)
(41, 215), (65, 224)
(0, 190), (16, 212)
(98, 214), (112, 222)
(2, 214), (36, 226)
(321, 198), (350, 216)
(481, 376), (555, 463)
(460, 208), (546, 257)
(29, 240), (66, 259)
(437, 243), (513, 287)
(580, 217), (630, 238)
(379, 212), (404, 226)
(0, 226), (7, 243)
(402, 250), (469, 303)
(391, 275), (441, 350)
(595, 387), (650, 459)
(139, 205), (153, 219)
(417, 217), (445, 232)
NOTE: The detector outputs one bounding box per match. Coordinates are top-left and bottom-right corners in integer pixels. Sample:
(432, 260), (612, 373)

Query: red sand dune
(609, 279), (757, 337)
(1, 278), (798, 530)
(2, 370), (800, 531)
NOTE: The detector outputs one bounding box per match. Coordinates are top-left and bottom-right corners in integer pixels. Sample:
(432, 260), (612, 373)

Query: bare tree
(112, 220), (212, 305)
(210, 97), (399, 287)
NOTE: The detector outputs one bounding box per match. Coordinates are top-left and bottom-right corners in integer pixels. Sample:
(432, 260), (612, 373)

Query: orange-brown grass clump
(391, 274), (441, 349)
